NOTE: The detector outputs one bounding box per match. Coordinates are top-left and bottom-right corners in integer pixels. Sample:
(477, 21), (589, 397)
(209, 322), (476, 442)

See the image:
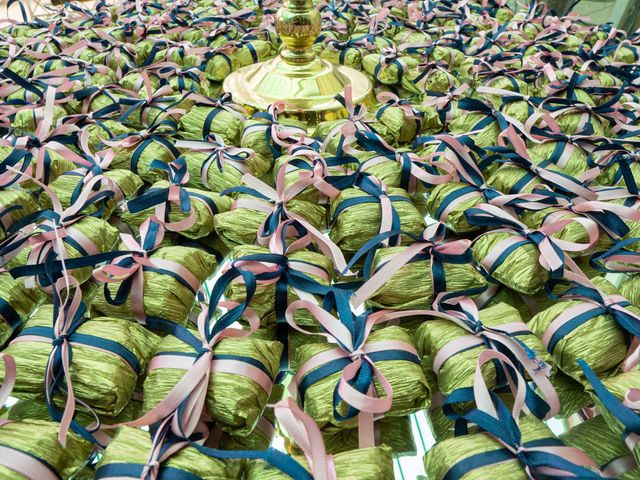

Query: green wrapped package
(425, 182), (486, 233)
(214, 196), (326, 247)
(0, 308), (158, 417)
(561, 415), (640, 479)
(95, 426), (241, 479)
(225, 244), (333, 325)
(329, 186), (425, 254)
(120, 180), (232, 239)
(621, 275), (640, 308)
(401, 63), (460, 96)
(476, 285), (539, 322)
(142, 330), (282, 436)
(312, 119), (392, 155)
(38, 169), (143, 218)
(11, 104), (69, 134)
(0, 272), (45, 347)
(110, 131), (181, 183)
(0, 145), (75, 193)
(528, 141), (593, 179)
(0, 419), (94, 479)
(553, 371), (594, 418)
(425, 416), (567, 480)
(92, 245), (216, 326)
(240, 116), (307, 161)
(448, 113), (501, 149)
(362, 53), (420, 85)
(0, 187), (39, 241)
(317, 41), (364, 69)
(319, 415), (416, 456)
(374, 100), (424, 144)
(529, 277), (632, 384)
(178, 105), (246, 145)
(364, 244), (487, 310)
(295, 325), (429, 429)
(83, 119), (132, 151)
(204, 40), (276, 81)
(5, 215), (120, 288)
(180, 145), (271, 194)
(519, 207), (598, 247)
(416, 302), (554, 397)
(245, 445), (393, 480)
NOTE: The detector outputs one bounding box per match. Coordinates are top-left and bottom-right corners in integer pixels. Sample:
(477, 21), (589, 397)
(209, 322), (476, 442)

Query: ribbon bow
(126, 157), (196, 232)
(321, 85), (372, 155)
(245, 101), (306, 159)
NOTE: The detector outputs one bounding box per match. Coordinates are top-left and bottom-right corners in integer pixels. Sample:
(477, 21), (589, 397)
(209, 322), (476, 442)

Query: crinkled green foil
(486, 164), (542, 194)
(96, 426), (241, 479)
(416, 302), (554, 396)
(226, 244), (334, 325)
(0, 419), (93, 480)
(0, 188), (39, 242)
(329, 187), (425, 254)
(295, 325), (429, 429)
(0, 145), (75, 193)
(245, 445), (393, 480)
(39, 169), (143, 218)
(448, 113), (501, 148)
(83, 119), (132, 151)
(401, 68), (459, 96)
(552, 371), (593, 418)
(312, 119), (392, 154)
(241, 118), (307, 161)
(182, 149), (271, 193)
(142, 332), (282, 436)
(111, 136), (178, 184)
(375, 105), (420, 144)
(519, 207), (595, 245)
(214, 197), (326, 248)
(362, 54), (420, 85)
(366, 245), (488, 310)
(120, 180), (231, 239)
(425, 182), (485, 233)
(561, 414), (640, 477)
(528, 141), (592, 178)
(425, 416), (560, 480)
(0, 272), (44, 346)
(91, 245), (216, 326)
(621, 275), (640, 308)
(11, 105), (69, 134)
(472, 231), (549, 294)
(529, 277), (630, 384)
(0, 309), (158, 417)
(178, 106), (245, 145)
(319, 415), (416, 456)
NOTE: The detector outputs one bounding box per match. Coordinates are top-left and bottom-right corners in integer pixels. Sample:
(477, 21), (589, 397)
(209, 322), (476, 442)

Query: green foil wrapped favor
(329, 186), (425, 254)
(365, 244), (487, 310)
(561, 415), (640, 479)
(240, 116), (307, 161)
(425, 416), (564, 480)
(92, 245), (216, 326)
(245, 445), (393, 480)
(0, 272), (45, 347)
(529, 277), (632, 385)
(621, 275), (640, 308)
(362, 53), (419, 85)
(0, 188), (39, 242)
(120, 180), (232, 239)
(179, 105), (245, 145)
(1, 309), (158, 417)
(0, 419), (94, 480)
(95, 426), (241, 479)
(416, 302), (553, 397)
(110, 131), (180, 184)
(295, 325), (429, 429)
(142, 331), (282, 436)
(425, 182), (486, 233)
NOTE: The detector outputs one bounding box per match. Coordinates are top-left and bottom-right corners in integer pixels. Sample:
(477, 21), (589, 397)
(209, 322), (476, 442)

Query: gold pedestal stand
(223, 0), (373, 126)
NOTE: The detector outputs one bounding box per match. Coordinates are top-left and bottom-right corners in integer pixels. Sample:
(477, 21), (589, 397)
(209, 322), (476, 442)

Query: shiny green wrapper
(401, 66), (460, 96)
(374, 104), (422, 144)
(312, 120), (392, 154)
(448, 113), (501, 149)
(226, 244), (333, 325)
(317, 43), (363, 69)
(295, 325), (429, 429)
(0, 271), (45, 347)
(0, 145), (75, 193)
(0, 308), (158, 417)
(120, 180), (231, 239)
(11, 105), (69, 134)
(529, 277), (631, 384)
(425, 416), (562, 480)
(365, 245), (487, 310)
(142, 332), (282, 436)
(0, 188), (39, 242)
(527, 141), (592, 178)
(319, 415), (416, 456)
(241, 118), (307, 161)
(472, 231), (549, 295)
(362, 54), (420, 85)
(485, 164), (542, 194)
(477, 285), (538, 322)
(179, 105), (245, 145)
(416, 302), (553, 396)
(110, 134), (179, 184)
(425, 182), (485, 233)
(182, 149), (271, 193)
(519, 207), (596, 246)
(245, 445), (393, 480)
(214, 197), (326, 248)
(6, 215), (119, 288)
(95, 426), (241, 479)
(91, 245), (216, 326)
(0, 419), (93, 480)
(553, 371), (593, 418)
(621, 275), (640, 308)
(38, 169), (143, 218)
(329, 187), (425, 254)
(203, 41), (276, 82)
(561, 415), (640, 478)
(83, 119), (132, 151)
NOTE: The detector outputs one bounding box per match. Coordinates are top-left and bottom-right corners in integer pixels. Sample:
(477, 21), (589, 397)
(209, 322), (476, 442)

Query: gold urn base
(223, 55), (374, 126)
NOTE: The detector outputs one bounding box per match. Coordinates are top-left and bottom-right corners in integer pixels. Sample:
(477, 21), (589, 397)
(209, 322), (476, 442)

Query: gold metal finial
(223, 0), (373, 126)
